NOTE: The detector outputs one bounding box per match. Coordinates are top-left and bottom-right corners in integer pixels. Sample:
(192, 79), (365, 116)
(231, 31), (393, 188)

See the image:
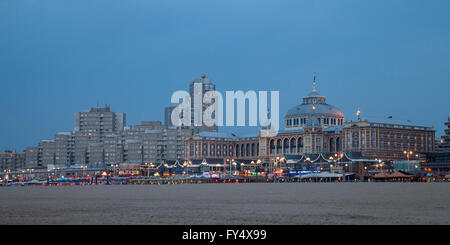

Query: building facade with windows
(184, 132), (260, 162)
(343, 118), (435, 160)
(1, 150), (25, 171)
(184, 77), (435, 164)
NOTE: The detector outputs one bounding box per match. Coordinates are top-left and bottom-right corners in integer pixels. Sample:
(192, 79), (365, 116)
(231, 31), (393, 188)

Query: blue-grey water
(0, 183), (449, 225)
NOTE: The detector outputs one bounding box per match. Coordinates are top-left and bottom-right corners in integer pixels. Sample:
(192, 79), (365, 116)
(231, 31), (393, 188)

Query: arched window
(330, 138), (335, 152)
(236, 144), (240, 157)
(270, 139), (275, 154)
(276, 139), (282, 154)
(290, 138), (296, 153)
(297, 138), (303, 153)
(283, 138), (289, 154)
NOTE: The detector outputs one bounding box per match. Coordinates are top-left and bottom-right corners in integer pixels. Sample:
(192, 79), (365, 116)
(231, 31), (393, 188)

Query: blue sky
(0, 0), (449, 151)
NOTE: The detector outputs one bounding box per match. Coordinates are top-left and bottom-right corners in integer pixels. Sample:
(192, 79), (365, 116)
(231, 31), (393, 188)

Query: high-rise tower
(188, 74), (218, 134)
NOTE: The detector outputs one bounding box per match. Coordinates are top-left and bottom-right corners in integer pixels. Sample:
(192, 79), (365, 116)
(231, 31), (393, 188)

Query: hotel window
(210, 144), (215, 156)
(352, 131), (359, 149)
(371, 131), (377, 148)
(387, 133), (391, 149)
(316, 146), (321, 152)
(297, 138), (303, 153)
(305, 137), (312, 145)
(393, 134), (396, 149)
(361, 132), (366, 149)
(223, 145), (227, 157)
(400, 135), (404, 149)
(428, 136), (432, 151)
(287, 119), (292, 127)
(217, 144), (221, 156)
(346, 132), (351, 149)
(421, 136), (424, 150)
(203, 143), (208, 156)
(316, 137), (321, 146)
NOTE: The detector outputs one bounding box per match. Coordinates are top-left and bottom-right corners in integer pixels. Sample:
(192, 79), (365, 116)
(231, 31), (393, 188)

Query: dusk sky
(1, 0), (449, 151)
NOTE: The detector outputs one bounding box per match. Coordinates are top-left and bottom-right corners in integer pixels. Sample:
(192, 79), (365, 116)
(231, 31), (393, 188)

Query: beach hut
(373, 172), (390, 182)
(388, 171), (413, 181)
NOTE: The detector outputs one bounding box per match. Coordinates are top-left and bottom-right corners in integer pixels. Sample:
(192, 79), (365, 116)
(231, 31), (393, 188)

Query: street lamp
(229, 159), (234, 174)
(144, 163), (150, 178)
(403, 151), (414, 172)
(345, 163), (349, 182)
(81, 165), (87, 178)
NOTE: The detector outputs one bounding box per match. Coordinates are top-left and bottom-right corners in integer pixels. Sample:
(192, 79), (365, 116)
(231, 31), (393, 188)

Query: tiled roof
(286, 103), (344, 118)
(363, 117), (432, 129)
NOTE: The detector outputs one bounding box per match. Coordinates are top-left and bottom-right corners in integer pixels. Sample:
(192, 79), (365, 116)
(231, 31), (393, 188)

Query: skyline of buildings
(0, 74), (219, 171)
(184, 79), (437, 164)
(1, 74), (449, 172)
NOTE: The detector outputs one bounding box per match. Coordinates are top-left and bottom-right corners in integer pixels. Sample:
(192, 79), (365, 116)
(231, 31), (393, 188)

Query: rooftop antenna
(312, 72), (317, 92)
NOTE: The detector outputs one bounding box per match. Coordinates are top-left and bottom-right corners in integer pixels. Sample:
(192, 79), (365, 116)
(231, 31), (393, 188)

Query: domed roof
(286, 103), (344, 118)
(306, 116), (320, 128)
(285, 75), (344, 119)
(305, 90), (322, 97)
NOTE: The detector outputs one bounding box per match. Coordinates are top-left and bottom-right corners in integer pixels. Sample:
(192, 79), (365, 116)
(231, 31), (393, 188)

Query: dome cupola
(284, 74), (345, 130)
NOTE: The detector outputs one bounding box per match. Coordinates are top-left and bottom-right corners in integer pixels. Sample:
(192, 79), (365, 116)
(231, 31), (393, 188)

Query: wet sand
(0, 183), (449, 225)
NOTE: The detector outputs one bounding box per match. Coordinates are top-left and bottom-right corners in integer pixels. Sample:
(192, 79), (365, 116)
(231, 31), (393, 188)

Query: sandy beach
(0, 183), (449, 225)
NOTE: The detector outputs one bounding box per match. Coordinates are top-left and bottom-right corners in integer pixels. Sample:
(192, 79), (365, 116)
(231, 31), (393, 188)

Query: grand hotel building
(184, 77), (435, 164)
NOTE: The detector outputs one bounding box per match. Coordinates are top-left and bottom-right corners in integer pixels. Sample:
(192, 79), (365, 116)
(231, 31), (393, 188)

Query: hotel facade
(184, 77), (435, 164)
